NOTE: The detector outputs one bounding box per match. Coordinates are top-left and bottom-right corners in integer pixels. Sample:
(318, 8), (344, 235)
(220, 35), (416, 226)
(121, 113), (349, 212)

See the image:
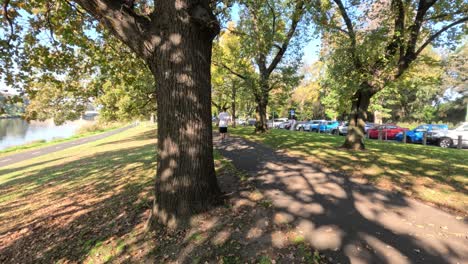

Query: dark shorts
(219, 127), (228, 133)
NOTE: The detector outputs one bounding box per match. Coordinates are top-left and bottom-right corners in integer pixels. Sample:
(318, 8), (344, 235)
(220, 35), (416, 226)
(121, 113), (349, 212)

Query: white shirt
(218, 112), (230, 127)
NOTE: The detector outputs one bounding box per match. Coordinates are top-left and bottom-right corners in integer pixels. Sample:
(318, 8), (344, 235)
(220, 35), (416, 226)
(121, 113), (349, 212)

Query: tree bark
(148, 5), (221, 228)
(254, 89), (269, 133)
(342, 84), (373, 150)
(254, 77), (270, 133)
(255, 99), (268, 132)
(231, 82), (236, 128)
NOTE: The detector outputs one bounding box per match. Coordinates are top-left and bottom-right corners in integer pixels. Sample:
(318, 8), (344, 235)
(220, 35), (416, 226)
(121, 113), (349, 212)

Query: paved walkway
(215, 136), (468, 264)
(0, 125), (133, 168)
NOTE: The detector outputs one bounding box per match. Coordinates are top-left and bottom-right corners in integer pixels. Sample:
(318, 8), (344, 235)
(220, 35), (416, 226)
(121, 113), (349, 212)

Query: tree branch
(2, 0), (14, 48)
(266, 0), (277, 46)
(386, 0), (405, 59)
(415, 16), (468, 58)
(423, 9), (468, 22)
(332, 0), (361, 68)
(397, 16), (468, 78)
(212, 61), (247, 80)
(266, 0), (305, 76)
(405, 0), (437, 58)
(73, 0), (153, 59)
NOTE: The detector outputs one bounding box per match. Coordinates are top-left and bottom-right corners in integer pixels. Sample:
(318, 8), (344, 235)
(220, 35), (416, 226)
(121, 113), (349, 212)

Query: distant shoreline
(0, 115), (22, 119)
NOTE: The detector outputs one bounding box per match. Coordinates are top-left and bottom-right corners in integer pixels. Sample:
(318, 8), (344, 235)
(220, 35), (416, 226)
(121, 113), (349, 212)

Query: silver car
(333, 122), (375, 135)
(427, 122), (468, 148)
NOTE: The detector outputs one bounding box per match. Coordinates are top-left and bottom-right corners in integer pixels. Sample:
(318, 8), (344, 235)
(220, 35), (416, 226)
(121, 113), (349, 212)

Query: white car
(236, 119), (247, 126)
(427, 122), (468, 148)
(294, 121), (309, 131)
(268, 118), (288, 128)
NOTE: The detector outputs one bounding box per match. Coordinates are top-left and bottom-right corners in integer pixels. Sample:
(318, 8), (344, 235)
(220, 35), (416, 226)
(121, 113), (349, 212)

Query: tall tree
(220, 0), (308, 132)
(1, 0), (233, 228)
(318, 0), (467, 149)
(212, 25), (253, 125)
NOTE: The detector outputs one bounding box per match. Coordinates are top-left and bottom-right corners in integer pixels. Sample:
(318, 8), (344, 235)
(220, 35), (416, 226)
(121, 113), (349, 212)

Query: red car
(368, 124), (409, 140)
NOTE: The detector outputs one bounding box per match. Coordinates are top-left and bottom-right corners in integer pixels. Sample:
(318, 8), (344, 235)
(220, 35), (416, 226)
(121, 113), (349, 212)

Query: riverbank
(0, 115), (22, 119)
(0, 121), (127, 157)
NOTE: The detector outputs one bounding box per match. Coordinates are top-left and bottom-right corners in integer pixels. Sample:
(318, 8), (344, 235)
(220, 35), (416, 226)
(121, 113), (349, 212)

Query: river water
(0, 118), (92, 151)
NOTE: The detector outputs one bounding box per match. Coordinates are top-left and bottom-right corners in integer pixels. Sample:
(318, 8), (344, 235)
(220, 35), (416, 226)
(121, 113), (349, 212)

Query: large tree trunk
(342, 84), (373, 150)
(149, 12), (221, 228)
(254, 93), (269, 133)
(231, 83), (236, 128)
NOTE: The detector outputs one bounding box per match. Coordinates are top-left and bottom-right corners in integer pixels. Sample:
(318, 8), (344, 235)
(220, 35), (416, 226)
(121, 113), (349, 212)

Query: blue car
(318, 121), (340, 133)
(303, 120), (326, 132)
(395, 124), (448, 143)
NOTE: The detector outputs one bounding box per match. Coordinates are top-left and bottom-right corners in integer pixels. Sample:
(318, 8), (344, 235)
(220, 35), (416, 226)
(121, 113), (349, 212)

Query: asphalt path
(0, 125), (132, 168)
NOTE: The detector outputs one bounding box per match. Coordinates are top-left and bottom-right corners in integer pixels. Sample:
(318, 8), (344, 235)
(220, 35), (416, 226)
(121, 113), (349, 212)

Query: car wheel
(299, 127), (304, 131)
(406, 136), (412, 143)
(438, 138), (452, 148)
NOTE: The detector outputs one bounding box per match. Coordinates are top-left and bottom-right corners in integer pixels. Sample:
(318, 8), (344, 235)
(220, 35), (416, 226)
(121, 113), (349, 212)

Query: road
(0, 126), (132, 168)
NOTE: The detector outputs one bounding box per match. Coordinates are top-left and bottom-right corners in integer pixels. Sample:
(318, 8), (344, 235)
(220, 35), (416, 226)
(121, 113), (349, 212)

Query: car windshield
(415, 125), (428, 130)
(431, 125), (444, 131)
(456, 124), (468, 131)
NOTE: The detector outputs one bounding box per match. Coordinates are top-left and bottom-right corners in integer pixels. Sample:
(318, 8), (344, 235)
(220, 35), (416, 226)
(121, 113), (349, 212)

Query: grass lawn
(230, 127), (468, 213)
(0, 125), (157, 263)
(0, 125), (325, 263)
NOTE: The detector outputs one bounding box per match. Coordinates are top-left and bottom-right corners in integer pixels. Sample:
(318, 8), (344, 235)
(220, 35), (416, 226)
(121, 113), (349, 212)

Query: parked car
(367, 124), (409, 140)
(235, 119), (247, 126)
(332, 122), (375, 135)
(318, 121), (340, 133)
(268, 118), (288, 128)
(303, 120), (327, 132)
(394, 124), (448, 143)
(331, 122), (347, 135)
(247, 118), (256, 126)
(365, 123), (377, 133)
(294, 121), (309, 131)
(427, 122), (468, 148)
(278, 120), (293, 129)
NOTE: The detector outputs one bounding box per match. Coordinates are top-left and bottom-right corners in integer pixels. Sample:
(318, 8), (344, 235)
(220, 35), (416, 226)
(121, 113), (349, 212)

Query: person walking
(218, 107), (231, 141)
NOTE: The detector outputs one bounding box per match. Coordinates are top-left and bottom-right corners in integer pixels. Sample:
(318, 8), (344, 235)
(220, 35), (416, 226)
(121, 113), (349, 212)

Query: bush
(77, 121), (126, 134)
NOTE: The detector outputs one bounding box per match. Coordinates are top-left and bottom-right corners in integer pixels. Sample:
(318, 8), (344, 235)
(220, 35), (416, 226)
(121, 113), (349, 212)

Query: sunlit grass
(0, 125), (157, 263)
(231, 127), (468, 212)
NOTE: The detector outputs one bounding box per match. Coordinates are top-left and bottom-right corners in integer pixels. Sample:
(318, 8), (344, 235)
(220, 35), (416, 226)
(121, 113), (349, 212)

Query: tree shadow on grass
(0, 132), (157, 263)
(236, 128), (468, 212)
(213, 136), (468, 264)
(94, 129), (156, 148)
(0, 157), (65, 178)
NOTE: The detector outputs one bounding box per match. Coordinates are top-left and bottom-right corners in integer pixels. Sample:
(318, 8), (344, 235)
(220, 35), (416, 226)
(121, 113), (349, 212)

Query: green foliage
(214, 1), (308, 126)
(1, 1), (155, 124)
(212, 25), (255, 117)
(318, 0), (467, 123)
